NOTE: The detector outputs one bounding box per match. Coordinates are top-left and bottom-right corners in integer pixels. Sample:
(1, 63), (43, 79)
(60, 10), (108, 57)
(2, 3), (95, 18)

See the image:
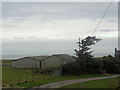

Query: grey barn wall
(41, 56), (69, 69)
(12, 55), (75, 69)
(13, 58), (40, 68)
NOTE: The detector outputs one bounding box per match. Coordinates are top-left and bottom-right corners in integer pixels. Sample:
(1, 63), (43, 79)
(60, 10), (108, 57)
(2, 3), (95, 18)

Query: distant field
(1, 60), (12, 66)
(61, 77), (120, 88)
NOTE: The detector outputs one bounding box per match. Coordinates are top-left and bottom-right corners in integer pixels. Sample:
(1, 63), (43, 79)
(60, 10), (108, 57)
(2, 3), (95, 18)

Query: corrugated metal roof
(52, 54), (76, 62)
(13, 54), (76, 62)
(13, 56), (48, 61)
(29, 56), (49, 61)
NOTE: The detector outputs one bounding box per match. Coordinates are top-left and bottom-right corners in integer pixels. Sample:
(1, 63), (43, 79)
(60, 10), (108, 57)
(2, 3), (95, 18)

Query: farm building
(12, 54), (76, 69)
(115, 48), (120, 59)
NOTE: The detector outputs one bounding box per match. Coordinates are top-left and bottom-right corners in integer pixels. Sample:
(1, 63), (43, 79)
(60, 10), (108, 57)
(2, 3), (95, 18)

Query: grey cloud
(2, 39), (76, 56)
(2, 2), (117, 20)
(27, 36), (38, 40)
(100, 29), (116, 32)
(1, 2), (118, 59)
(2, 38), (9, 41)
(2, 37), (118, 58)
(13, 37), (25, 40)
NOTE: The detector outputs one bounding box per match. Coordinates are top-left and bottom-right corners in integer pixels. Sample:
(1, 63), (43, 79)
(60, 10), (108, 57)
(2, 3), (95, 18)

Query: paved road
(32, 75), (120, 88)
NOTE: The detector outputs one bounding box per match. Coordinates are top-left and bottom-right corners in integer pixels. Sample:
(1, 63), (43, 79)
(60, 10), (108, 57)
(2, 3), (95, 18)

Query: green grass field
(2, 60), (53, 87)
(17, 74), (115, 88)
(61, 77), (120, 88)
(3, 65), (112, 88)
(2, 60), (119, 88)
(2, 66), (53, 85)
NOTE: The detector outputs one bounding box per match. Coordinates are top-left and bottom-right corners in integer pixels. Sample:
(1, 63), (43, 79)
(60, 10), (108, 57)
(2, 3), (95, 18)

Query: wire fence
(2, 61), (58, 88)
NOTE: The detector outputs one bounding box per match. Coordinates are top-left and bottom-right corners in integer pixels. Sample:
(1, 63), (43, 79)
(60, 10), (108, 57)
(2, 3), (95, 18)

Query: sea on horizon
(1, 53), (114, 60)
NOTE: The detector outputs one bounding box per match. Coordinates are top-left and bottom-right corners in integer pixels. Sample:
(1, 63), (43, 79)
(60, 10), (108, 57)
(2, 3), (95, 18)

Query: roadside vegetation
(61, 77), (120, 88)
(17, 74), (113, 88)
(62, 55), (120, 75)
(2, 60), (116, 88)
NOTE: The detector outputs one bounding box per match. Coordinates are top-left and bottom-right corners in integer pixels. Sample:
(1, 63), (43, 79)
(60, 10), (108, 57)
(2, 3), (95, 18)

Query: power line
(92, 1), (113, 35)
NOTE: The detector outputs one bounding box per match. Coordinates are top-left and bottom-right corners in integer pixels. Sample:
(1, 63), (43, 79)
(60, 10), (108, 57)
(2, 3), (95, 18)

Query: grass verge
(60, 77), (120, 88)
(16, 74), (117, 88)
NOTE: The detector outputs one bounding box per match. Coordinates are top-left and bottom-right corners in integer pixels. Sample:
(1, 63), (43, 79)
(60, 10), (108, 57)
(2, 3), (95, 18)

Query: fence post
(9, 66), (13, 86)
(17, 63), (20, 84)
(25, 63), (28, 83)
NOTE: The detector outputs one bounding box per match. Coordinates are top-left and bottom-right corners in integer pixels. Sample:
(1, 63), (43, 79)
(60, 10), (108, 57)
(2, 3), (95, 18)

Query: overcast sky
(2, 2), (118, 59)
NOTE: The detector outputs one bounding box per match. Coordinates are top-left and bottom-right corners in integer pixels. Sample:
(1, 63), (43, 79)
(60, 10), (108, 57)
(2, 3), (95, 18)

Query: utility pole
(77, 38), (81, 52)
